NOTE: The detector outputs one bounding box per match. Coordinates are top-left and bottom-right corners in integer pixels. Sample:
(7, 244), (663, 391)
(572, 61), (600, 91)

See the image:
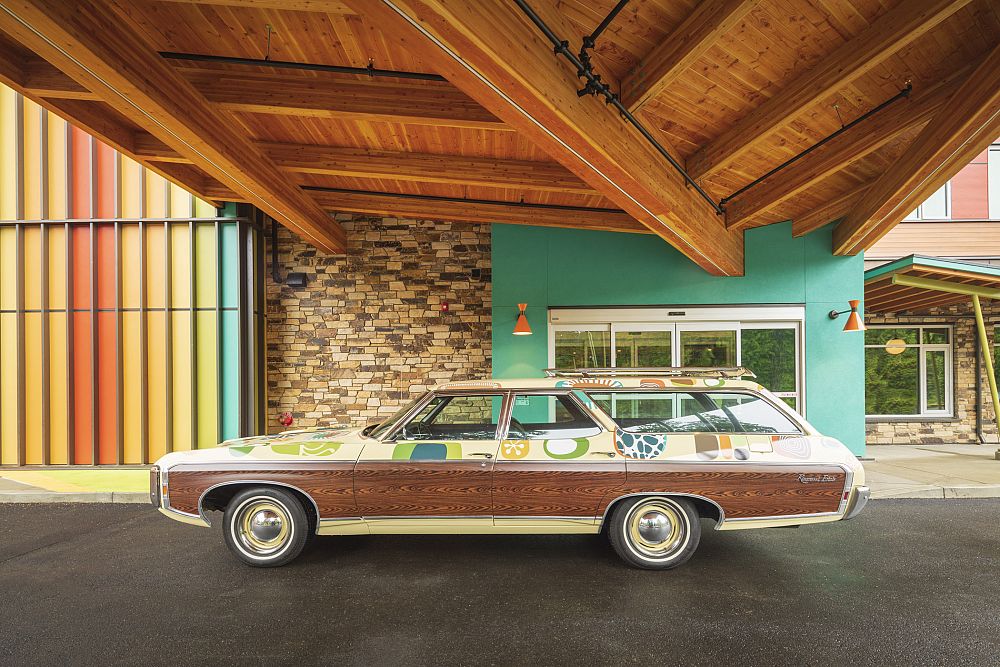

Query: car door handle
(590, 451), (616, 458)
(469, 452), (494, 459)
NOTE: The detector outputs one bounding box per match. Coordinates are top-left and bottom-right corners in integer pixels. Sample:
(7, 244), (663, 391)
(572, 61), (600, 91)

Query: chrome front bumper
(843, 485), (870, 520)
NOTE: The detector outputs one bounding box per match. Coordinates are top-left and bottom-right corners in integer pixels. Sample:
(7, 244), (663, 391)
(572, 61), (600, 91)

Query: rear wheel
(223, 487), (309, 567)
(608, 496), (701, 570)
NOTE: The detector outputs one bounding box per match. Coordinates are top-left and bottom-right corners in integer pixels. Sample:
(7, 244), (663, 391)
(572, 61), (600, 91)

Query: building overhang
(864, 255), (1000, 314)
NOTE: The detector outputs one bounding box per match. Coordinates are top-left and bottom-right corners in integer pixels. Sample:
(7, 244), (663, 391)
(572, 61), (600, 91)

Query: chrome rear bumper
(843, 485), (870, 520)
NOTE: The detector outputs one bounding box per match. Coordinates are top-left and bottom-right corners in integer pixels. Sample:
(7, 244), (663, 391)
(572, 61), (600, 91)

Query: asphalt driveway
(1, 500), (998, 666)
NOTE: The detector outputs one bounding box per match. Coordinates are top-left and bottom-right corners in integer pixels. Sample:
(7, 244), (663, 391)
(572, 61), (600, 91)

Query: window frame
(381, 390), (510, 442)
(864, 325), (954, 418)
(583, 388), (806, 436)
(502, 389), (605, 441)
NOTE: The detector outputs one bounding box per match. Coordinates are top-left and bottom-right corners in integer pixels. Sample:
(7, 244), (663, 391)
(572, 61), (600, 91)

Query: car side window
(398, 394), (503, 441)
(507, 393), (602, 439)
(586, 390), (801, 434)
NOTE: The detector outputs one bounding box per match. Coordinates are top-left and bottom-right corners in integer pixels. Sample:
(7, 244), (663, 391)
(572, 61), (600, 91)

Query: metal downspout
(971, 295), (1000, 459)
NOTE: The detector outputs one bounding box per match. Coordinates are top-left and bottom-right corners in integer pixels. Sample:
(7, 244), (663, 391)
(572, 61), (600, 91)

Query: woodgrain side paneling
(606, 464), (848, 519)
(353, 461), (492, 516)
(166, 463), (358, 517)
(492, 462), (626, 517)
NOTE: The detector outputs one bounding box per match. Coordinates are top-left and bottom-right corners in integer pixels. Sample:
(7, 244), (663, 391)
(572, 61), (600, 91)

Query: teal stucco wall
(491, 222), (866, 455)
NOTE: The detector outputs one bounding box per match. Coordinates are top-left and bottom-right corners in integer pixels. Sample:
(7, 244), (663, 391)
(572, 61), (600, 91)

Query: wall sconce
(884, 338), (907, 355)
(513, 303), (532, 336)
(828, 299), (865, 332)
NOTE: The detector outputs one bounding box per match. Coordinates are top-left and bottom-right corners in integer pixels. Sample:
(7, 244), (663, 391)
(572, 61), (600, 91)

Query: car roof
(434, 377), (764, 391)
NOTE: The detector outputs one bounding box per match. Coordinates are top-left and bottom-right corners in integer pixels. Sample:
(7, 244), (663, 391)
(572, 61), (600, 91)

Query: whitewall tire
(223, 487), (310, 567)
(608, 496), (701, 570)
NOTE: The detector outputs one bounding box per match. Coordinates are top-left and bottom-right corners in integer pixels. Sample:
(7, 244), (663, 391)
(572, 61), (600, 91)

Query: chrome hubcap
(234, 498), (292, 557)
(626, 499), (688, 560)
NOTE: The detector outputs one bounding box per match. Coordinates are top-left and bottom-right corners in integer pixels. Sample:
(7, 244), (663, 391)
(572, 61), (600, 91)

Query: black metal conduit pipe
(720, 82), (914, 206)
(159, 51), (447, 82)
(299, 185), (626, 213)
(511, 0), (725, 215)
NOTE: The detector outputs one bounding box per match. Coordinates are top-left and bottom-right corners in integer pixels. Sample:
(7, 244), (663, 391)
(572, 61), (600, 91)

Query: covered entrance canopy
(865, 255), (1000, 459)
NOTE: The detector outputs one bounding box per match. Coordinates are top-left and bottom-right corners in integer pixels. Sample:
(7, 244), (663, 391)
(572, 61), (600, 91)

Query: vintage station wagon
(150, 368), (870, 569)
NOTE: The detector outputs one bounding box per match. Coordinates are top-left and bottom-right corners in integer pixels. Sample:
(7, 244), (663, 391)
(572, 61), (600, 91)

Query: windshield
(364, 393), (427, 439)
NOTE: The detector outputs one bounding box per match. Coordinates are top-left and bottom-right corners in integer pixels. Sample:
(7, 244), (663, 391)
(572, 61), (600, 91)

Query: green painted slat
(219, 222), (238, 309)
(193, 222), (215, 308)
(219, 309), (239, 440)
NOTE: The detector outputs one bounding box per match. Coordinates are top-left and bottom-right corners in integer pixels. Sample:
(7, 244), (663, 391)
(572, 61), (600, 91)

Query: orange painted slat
(48, 311), (68, 465)
(147, 310), (167, 460)
(121, 311), (142, 464)
(72, 311), (93, 464)
(0, 225), (15, 310)
(24, 313), (42, 464)
(69, 126), (91, 219)
(96, 310), (117, 464)
(71, 225), (90, 309)
(95, 142), (116, 218)
(95, 223), (115, 309)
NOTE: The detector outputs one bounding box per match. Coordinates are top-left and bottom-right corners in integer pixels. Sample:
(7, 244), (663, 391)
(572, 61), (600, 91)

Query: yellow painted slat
(48, 311), (68, 465)
(194, 222), (216, 308)
(47, 224), (66, 310)
(46, 114), (67, 220)
(0, 313), (17, 464)
(169, 222), (190, 309)
(168, 184), (192, 218)
(120, 156), (143, 219)
(21, 98), (42, 221)
(194, 198), (216, 218)
(23, 225), (40, 310)
(145, 171), (167, 219)
(0, 226), (15, 310)
(24, 312), (42, 464)
(120, 224), (141, 308)
(195, 310), (217, 449)
(0, 87), (18, 221)
(121, 311), (142, 464)
(170, 311), (192, 452)
(145, 223), (165, 309)
(147, 310), (167, 461)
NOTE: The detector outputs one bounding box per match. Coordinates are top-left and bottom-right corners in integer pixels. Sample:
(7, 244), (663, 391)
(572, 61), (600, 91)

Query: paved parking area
(1, 500), (999, 666)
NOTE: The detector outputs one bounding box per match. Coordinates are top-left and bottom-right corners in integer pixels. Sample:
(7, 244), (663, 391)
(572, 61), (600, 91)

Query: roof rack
(543, 367), (756, 379)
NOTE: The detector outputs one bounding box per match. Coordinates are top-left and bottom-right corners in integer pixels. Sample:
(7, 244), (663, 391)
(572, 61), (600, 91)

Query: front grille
(149, 466), (160, 507)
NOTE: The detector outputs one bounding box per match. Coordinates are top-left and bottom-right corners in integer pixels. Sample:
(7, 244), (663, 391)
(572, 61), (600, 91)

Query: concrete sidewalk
(865, 444), (1000, 498)
(0, 469), (148, 503)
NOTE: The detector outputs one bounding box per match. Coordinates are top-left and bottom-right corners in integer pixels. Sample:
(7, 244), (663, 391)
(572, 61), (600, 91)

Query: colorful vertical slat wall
(0, 86), (265, 466)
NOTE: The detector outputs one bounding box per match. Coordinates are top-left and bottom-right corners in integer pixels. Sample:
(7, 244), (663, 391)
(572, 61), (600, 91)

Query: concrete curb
(0, 492), (148, 504)
(872, 486), (1000, 500)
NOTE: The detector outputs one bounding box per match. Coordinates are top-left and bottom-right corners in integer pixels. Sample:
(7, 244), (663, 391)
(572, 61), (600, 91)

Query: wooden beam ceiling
(791, 182), (870, 238)
(725, 68), (967, 230)
(17, 56), (509, 131)
(155, 0), (356, 11)
(0, 0), (347, 253)
(621, 0), (756, 114)
(347, 0), (743, 275)
(685, 0), (973, 183)
(303, 189), (646, 234)
(833, 43), (1000, 255)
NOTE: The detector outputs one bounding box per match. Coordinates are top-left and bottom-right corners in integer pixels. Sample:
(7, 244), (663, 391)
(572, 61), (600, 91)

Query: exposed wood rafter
(833, 43), (1000, 255)
(791, 182), (870, 237)
(0, 0), (347, 253)
(347, 0), (743, 275)
(726, 67), (969, 230)
(621, 0), (756, 113)
(686, 0), (973, 182)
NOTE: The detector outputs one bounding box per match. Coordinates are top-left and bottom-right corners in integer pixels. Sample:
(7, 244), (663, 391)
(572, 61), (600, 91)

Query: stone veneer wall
(865, 302), (1000, 445)
(264, 214), (491, 433)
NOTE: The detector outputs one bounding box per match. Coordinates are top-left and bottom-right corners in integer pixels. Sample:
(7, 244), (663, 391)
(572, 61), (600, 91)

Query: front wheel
(223, 487), (310, 567)
(608, 496), (701, 570)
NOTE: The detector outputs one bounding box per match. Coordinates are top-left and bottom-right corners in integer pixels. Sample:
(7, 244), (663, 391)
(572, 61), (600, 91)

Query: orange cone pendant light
(513, 303), (532, 335)
(843, 299), (865, 332)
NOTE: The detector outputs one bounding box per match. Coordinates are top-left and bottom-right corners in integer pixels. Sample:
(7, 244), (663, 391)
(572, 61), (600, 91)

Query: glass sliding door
(677, 324), (738, 367)
(552, 326), (611, 370)
(611, 324), (674, 368)
(741, 324), (800, 410)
